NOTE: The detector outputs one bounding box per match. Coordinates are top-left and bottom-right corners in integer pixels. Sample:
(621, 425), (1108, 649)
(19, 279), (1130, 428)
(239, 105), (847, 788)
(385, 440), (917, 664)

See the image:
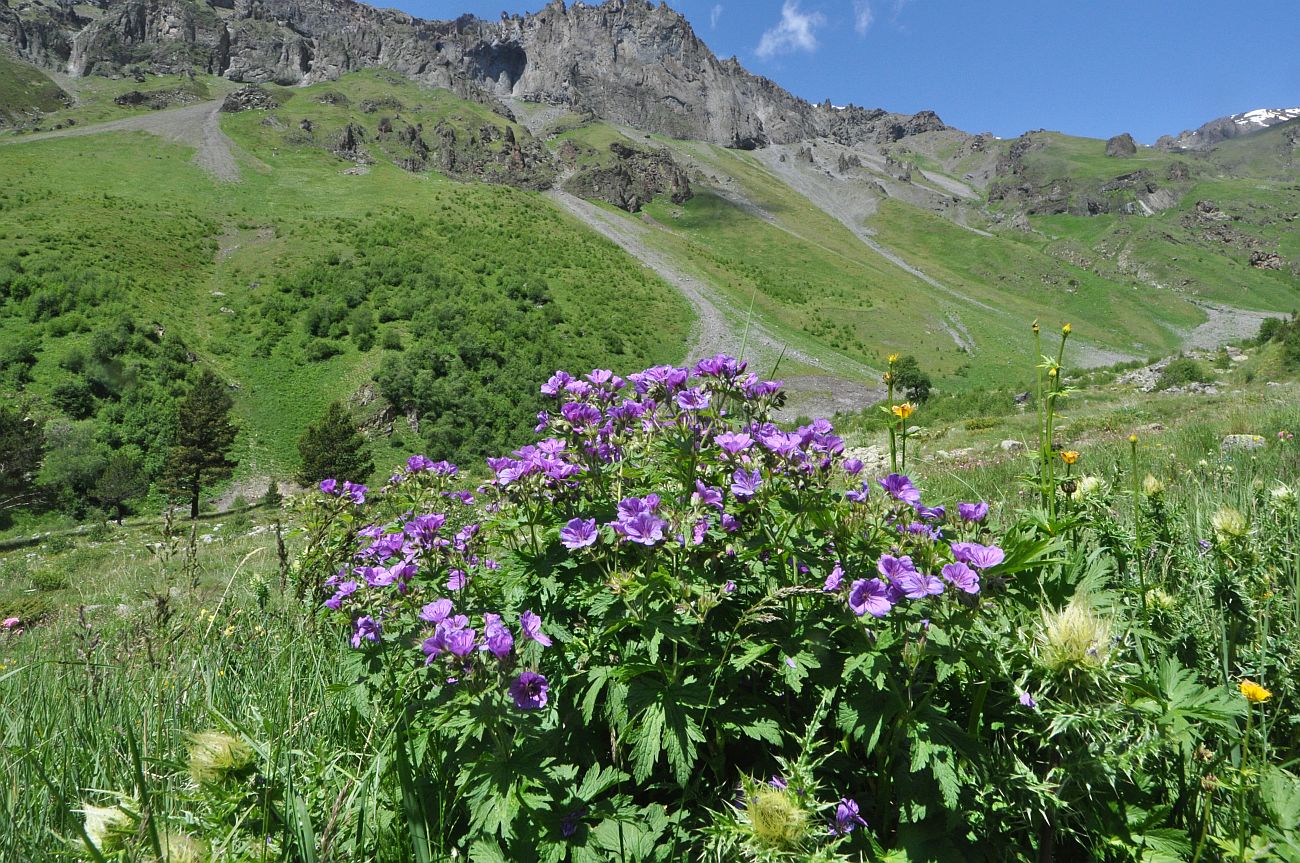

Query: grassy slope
(0, 53), (68, 124)
(0, 70), (693, 475)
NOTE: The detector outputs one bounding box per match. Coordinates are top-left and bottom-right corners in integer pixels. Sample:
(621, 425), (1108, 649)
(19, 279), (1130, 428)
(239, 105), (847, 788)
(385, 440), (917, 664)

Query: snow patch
(1232, 107), (1300, 128)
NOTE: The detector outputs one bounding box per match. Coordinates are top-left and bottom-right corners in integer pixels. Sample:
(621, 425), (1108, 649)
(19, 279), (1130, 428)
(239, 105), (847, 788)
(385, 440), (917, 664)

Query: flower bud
(1062, 323), (1072, 335)
(1142, 474), (1164, 496)
(1211, 507), (1248, 544)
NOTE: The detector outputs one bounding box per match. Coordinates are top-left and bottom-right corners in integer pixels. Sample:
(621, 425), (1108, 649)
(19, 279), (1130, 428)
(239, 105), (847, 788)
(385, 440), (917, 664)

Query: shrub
(1156, 357), (1211, 390)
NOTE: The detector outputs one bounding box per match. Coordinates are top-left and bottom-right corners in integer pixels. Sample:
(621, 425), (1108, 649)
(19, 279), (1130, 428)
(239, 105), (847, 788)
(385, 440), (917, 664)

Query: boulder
(999, 439), (1026, 453)
(220, 85), (276, 113)
(1105, 133), (1137, 157)
(1221, 434), (1266, 452)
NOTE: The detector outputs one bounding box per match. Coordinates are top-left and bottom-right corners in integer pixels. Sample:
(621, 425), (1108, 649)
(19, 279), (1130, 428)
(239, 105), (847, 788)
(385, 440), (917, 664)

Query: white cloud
(756, 1), (826, 59)
(710, 3), (723, 28)
(853, 0), (873, 35)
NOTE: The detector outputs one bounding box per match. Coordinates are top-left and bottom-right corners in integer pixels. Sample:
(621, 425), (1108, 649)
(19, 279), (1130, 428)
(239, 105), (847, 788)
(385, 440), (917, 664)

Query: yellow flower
(891, 403), (914, 420)
(882, 371), (894, 385)
(1061, 323), (1072, 335)
(887, 353), (900, 364)
(1032, 320), (1040, 334)
(1060, 450), (1080, 465)
(1239, 680), (1272, 704)
(1128, 434), (1138, 444)
(1047, 367), (1057, 378)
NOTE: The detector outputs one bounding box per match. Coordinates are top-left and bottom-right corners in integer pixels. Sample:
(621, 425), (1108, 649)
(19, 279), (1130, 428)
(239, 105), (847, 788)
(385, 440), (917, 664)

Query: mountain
(0, 0), (1297, 500)
(1156, 106), (1300, 151)
(0, 0), (947, 149)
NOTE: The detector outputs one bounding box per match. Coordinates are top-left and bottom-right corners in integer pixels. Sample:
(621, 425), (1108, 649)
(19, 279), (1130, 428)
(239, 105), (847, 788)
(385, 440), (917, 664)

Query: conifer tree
(94, 450), (148, 524)
(162, 370), (238, 519)
(296, 401), (373, 485)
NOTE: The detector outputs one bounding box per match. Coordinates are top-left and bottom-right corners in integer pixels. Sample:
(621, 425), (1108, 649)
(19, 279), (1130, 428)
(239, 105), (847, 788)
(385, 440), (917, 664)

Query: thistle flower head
(159, 831), (208, 863)
(746, 787), (808, 849)
(1070, 475), (1105, 501)
(81, 802), (136, 854)
(887, 353), (900, 365)
(1211, 506), (1248, 544)
(187, 730), (255, 785)
(1037, 601), (1110, 678)
(1269, 482), (1296, 506)
(1142, 474), (1165, 496)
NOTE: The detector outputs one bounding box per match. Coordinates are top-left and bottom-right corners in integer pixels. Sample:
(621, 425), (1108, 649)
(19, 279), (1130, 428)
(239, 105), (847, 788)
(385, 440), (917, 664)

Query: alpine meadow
(1, 1), (1298, 861)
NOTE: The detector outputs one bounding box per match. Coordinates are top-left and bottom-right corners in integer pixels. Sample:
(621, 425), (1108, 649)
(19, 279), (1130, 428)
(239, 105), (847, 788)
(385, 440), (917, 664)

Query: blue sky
(395, 1), (1299, 142)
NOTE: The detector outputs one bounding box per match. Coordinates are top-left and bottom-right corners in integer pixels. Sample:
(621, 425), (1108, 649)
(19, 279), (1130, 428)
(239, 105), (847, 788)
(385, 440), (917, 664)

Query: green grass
(0, 53), (68, 125)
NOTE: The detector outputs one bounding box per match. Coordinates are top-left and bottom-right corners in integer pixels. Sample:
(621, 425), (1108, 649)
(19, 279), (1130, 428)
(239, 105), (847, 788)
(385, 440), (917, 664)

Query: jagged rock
(114, 87), (200, 109)
(796, 146), (814, 164)
(334, 122), (369, 160)
(299, 118), (312, 132)
(1167, 162), (1190, 181)
(836, 152), (861, 172)
(1105, 133), (1137, 157)
(563, 141), (691, 212)
(428, 119), (554, 190)
(1250, 251), (1282, 269)
(6, 0), (960, 150)
(220, 85), (276, 113)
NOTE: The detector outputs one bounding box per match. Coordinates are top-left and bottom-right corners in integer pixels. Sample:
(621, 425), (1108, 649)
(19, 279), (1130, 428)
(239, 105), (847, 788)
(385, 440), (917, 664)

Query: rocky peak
(1156, 106), (1300, 152)
(2, 0), (949, 149)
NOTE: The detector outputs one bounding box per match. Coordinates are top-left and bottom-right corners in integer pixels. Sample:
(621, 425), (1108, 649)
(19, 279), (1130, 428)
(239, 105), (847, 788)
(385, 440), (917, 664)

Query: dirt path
(1183, 302), (1283, 350)
(546, 190), (883, 418)
(1, 100), (240, 181)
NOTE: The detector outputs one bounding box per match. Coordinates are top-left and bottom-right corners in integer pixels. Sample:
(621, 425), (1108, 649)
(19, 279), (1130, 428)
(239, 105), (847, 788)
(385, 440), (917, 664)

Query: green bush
(1156, 357), (1211, 390)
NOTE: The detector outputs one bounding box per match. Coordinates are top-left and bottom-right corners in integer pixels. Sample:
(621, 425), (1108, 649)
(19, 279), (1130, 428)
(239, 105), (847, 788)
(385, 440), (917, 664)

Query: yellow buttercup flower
(1061, 323), (1072, 335)
(887, 353), (900, 364)
(891, 403), (914, 420)
(1060, 450), (1080, 465)
(1128, 434), (1138, 444)
(1239, 680), (1272, 704)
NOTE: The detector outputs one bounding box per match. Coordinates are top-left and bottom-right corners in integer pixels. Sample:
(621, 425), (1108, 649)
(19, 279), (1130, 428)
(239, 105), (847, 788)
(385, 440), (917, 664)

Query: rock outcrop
(4, 0), (949, 149)
(220, 84), (276, 112)
(1104, 132), (1136, 157)
(563, 142), (691, 212)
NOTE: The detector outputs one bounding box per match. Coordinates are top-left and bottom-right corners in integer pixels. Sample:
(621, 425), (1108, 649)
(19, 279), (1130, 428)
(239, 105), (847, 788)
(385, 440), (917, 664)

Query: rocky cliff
(0, 0), (947, 148)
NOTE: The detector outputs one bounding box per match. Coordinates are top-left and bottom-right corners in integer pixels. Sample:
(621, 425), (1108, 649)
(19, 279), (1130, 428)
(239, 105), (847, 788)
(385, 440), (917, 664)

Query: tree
(0, 405), (44, 511)
(94, 450), (148, 524)
(36, 420), (107, 517)
(296, 401), (373, 485)
(893, 355), (933, 404)
(162, 370), (238, 519)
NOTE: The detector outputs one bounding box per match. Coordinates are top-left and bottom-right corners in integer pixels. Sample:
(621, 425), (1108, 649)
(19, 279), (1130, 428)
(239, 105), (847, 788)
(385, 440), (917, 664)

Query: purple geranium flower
(879, 473), (922, 507)
(950, 542), (1006, 569)
(714, 431), (753, 456)
(615, 512), (668, 546)
(676, 387), (711, 411)
(730, 468), (762, 499)
(324, 580), (357, 610)
(319, 478), (338, 495)
(848, 578), (893, 618)
(1019, 691), (1038, 709)
(520, 610), (553, 647)
(823, 563), (844, 592)
(941, 562), (981, 594)
(830, 798), (867, 836)
(482, 613), (514, 660)
(876, 554), (917, 580)
(560, 517), (598, 550)
(420, 598), (453, 623)
(895, 570), (945, 600)
(845, 482), (870, 504)
(843, 458), (865, 476)
(351, 615), (381, 648)
(691, 480), (724, 511)
(958, 501), (989, 523)
(509, 671), (549, 710)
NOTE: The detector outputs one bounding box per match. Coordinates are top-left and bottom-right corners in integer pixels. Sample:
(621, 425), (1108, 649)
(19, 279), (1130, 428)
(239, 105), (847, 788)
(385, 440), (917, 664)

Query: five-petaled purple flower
(941, 562), (980, 594)
(510, 671), (549, 709)
(351, 615), (381, 648)
(676, 387), (711, 411)
(730, 468), (762, 499)
(482, 613), (514, 659)
(879, 473), (922, 507)
(848, 578), (893, 618)
(958, 501), (989, 523)
(714, 431), (753, 456)
(560, 517), (598, 550)
(950, 542), (1006, 569)
(1019, 691), (1038, 709)
(823, 563), (844, 592)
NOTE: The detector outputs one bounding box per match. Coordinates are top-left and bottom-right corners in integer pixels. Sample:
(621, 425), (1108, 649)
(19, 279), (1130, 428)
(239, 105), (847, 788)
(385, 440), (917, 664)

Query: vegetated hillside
(0, 52), (67, 125)
(0, 70), (692, 505)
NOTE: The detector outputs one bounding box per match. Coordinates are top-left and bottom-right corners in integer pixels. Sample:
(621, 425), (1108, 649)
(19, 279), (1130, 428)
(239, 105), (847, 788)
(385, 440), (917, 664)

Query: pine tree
(162, 370), (238, 519)
(0, 405), (43, 511)
(296, 401), (374, 485)
(94, 450), (147, 524)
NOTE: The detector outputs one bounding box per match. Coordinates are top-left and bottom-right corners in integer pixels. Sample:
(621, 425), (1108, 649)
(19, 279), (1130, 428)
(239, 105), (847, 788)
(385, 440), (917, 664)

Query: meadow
(3, 330), (1297, 862)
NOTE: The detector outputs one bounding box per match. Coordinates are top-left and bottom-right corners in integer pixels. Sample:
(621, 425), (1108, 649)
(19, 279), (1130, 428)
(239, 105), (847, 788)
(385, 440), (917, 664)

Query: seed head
(1211, 507), (1248, 544)
(1142, 474), (1164, 496)
(82, 803), (135, 854)
(1037, 600), (1110, 678)
(187, 730), (255, 785)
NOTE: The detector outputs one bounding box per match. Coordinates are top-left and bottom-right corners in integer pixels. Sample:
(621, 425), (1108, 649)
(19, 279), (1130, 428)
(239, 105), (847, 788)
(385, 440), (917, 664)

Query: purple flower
(917, 505), (946, 522)
(848, 578), (893, 618)
(560, 517), (598, 550)
(351, 615), (381, 648)
(509, 671), (549, 709)
(319, 478), (338, 495)
(878, 473), (921, 507)
(845, 482), (870, 504)
(615, 512), (668, 546)
(444, 625), (476, 657)
(730, 468), (762, 499)
(769, 776), (788, 790)
(958, 501), (989, 523)
(420, 598), (453, 623)
(895, 570), (945, 600)
(823, 563), (844, 592)
(876, 554), (917, 580)
(694, 354), (746, 378)
(830, 798), (867, 836)
(950, 542), (1006, 569)
(723, 580), (736, 594)
(759, 430), (802, 459)
(341, 481), (367, 505)
(560, 808), (585, 839)
(540, 371), (572, 397)
(1019, 691), (1038, 709)
(676, 387), (711, 411)
(721, 513), (740, 532)
(520, 610), (553, 647)
(714, 431), (753, 456)
(482, 613), (514, 660)
(324, 580), (357, 610)
(843, 458), (864, 476)
(941, 562), (980, 594)
(446, 570), (467, 591)
(691, 480), (724, 511)
(406, 454), (434, 473)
